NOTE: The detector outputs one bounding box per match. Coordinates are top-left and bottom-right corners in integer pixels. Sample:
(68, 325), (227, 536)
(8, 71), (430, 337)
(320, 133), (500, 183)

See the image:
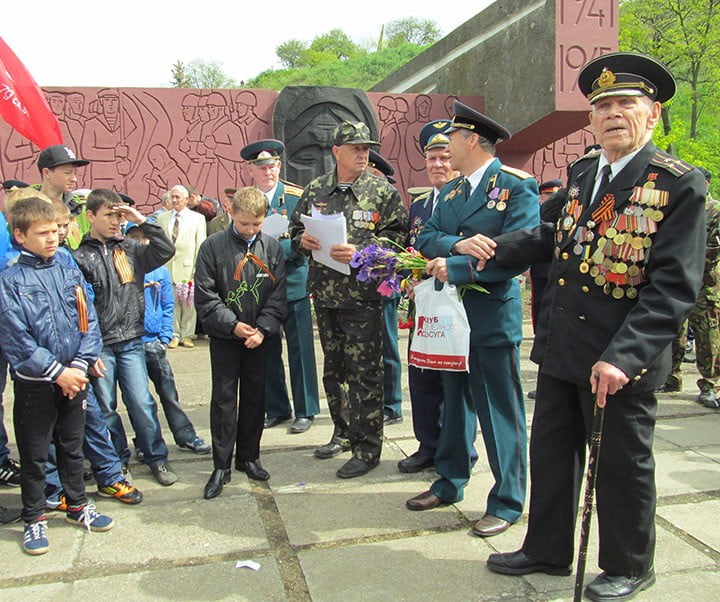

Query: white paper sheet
(235, 560), (261, 571)
(300, 209), (350, 275)
(261, 213), (289, 239)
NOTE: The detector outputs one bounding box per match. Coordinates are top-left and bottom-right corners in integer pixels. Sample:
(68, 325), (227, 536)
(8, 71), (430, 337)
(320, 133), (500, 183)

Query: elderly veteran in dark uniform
(367, 149), (404, 427)
(401, 119), (460, 473)
(241, 139), (320, 434)
(485, 52), (706, 602)
(407, 102), (539, 540)
(289, 121), (407, 479)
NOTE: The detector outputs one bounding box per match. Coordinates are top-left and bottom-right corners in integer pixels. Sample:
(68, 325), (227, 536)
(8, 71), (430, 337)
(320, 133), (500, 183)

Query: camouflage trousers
(669, 299), (720, 392)
(315, 303), (384, 462)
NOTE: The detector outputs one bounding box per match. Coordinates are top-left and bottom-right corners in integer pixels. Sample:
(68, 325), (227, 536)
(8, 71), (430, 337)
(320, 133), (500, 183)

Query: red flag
(0, 37), (62, 149)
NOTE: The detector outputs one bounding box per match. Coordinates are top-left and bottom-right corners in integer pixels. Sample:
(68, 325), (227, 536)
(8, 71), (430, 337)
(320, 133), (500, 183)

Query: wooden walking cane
(573, 398), (606, 602)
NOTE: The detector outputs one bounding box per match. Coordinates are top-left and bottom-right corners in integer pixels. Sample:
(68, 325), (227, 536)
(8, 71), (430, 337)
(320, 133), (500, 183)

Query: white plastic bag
(409, 277), (470, 372)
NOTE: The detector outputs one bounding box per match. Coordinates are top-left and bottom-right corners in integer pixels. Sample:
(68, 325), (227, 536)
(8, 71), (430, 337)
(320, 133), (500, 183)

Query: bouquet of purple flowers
(349, 239), (488, 297)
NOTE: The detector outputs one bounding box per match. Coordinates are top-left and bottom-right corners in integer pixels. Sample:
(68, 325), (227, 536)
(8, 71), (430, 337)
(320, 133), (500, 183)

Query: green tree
(619, 0), (720, 182)
(249, 42), (424, 90)
(170, 61), (193, 87)
(172, 59), (237, 88)
(276, 39), (307, 69)
(620, 0), (720, 139)
(384, 17), (441, 47)
(309, 29), (359, 60)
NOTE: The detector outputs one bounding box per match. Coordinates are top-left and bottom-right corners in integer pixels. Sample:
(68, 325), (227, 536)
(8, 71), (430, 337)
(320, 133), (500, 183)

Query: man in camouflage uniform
(663, 167), (720, 409)
(289, 121), (407, 478)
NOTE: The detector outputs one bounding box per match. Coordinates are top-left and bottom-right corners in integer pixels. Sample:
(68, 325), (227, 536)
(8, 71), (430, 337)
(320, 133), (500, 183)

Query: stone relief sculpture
(0, 86), (593, 211)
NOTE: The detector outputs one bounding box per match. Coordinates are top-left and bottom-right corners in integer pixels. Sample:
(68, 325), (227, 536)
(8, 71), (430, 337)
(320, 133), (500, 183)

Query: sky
(3, 0), (496, 88)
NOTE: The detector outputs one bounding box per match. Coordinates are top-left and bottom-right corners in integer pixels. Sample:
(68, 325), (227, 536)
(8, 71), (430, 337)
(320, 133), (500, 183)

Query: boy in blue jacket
(125, 222), (210, 455)
(0, 198), (113, 555)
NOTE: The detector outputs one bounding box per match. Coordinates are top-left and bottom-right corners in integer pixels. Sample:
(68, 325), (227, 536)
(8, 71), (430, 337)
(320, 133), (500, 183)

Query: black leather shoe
(486, 550), (571, 576)
(585, 568), (655, 601)
(290, 417), (313, 433)
(239, 460), (270, 481)
(264, 414), (291, 428)
(336, 458), (378, 479)
(314, 440), (350, 459)
(397, 451), (434, 473)
(204, 469), (231, 499)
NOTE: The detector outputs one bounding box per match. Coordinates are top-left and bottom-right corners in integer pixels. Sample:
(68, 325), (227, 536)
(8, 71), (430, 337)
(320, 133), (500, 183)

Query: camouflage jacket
(701, 196), (720, 304)
(289, 169), (407, 309)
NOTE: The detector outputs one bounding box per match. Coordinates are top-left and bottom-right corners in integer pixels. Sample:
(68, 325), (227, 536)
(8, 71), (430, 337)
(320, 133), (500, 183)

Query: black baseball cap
(37, 145), (90, 172)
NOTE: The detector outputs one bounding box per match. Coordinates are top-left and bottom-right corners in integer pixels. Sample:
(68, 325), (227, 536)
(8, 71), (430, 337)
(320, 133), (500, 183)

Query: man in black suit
(482, 52), (707, 602)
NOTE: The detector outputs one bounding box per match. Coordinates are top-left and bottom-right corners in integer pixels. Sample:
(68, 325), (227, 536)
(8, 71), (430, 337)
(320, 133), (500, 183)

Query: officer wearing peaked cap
(408, 102), (539, 534)
(240, 139), (320, 434)
(368, 149), (396, 185)
(399, 118), (468, 475)
(486, 53), (706, 602)
(365, 149), (404, 425)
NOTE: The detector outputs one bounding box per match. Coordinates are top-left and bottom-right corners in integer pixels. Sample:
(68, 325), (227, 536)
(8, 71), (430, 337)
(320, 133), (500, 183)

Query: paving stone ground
(0, 323), (717, 601)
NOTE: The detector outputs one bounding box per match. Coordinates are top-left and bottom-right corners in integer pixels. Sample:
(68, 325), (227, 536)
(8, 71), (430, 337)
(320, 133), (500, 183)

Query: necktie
(591, 165), (612, 206)
(172, 214), (180, 243)
(463, 177), (472, 198)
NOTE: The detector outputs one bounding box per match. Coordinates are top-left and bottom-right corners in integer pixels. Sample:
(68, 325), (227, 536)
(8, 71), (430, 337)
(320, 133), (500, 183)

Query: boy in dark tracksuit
(0, 198), (113, 555)
(194, 188), (287, 499)
(72, 189), (177, 486)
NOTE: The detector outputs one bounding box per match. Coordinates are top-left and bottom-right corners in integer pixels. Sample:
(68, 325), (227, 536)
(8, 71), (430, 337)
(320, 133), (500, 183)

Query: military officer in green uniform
(367, 149), (404, 426)
(406, 102), (539, 540)
(485, 53), (707, 602)
(289, 121), (407, 478)
(241, 140), (320, 433)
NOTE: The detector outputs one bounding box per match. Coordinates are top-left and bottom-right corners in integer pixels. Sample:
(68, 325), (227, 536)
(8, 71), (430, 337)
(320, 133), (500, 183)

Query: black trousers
(209, 337), (267, 469)
(13, 381), (87, 522)
(522, 373), (657, 576)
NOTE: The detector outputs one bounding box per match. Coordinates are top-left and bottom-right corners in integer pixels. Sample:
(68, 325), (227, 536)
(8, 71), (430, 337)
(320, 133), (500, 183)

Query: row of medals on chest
(558, 199), (664, 300)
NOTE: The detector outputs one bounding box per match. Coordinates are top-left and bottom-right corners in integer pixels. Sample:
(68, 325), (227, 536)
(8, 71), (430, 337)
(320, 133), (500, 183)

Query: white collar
(465, 157), (495, 195)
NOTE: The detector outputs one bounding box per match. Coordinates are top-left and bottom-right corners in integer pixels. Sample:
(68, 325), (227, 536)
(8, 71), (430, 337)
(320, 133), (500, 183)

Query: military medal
(496, 201), (507, 212)
(487, 200), (496, 209)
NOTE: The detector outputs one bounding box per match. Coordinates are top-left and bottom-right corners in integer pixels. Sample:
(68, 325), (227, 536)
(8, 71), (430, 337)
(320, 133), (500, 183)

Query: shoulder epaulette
(568, 148), (602, 172)
(650, 150), (694, 177)
(411, 190), (432, 205)
(281, 180), (304, 197)
(500, 165), (533, 180)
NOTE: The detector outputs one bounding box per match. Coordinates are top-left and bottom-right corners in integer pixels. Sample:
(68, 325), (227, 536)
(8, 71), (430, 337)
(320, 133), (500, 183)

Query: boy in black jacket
(72, 189), (177, 486)
(194, 187), (287, 499)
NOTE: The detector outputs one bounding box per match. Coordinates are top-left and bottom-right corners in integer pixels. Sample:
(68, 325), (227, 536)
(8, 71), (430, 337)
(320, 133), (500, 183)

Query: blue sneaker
(23, 520), (49, 555)
(179, 436), (211, 454)
(66, 502), (114, 532)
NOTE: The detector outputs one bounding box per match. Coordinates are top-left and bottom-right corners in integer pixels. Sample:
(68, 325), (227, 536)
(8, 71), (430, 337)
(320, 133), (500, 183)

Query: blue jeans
(0, 357), (9, 465)
(46, 384), (123, 500)
(144, 339), (196, 446)
(91, 337), (168, 466)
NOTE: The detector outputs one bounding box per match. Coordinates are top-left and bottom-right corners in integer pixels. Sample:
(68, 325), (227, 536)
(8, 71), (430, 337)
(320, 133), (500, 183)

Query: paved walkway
(0, 325), (718, 600)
